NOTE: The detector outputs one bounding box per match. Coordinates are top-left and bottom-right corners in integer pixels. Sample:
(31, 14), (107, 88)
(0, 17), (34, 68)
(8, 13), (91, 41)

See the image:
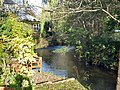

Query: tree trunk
(116, 49), (120, 90)
(23, 0), (25, 5)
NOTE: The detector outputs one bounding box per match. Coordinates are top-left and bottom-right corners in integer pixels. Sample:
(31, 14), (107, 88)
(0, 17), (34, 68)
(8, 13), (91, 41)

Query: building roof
(19, 13), (40, 21)
(4, 0), (16, 4)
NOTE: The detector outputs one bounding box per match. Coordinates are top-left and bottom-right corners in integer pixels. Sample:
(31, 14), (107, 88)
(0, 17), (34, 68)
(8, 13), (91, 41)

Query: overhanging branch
(102, 9), (120, 23)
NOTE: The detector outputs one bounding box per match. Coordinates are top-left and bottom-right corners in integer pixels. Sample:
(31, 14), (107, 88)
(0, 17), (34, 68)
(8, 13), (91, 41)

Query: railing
(29, 57), (42, 72)
(11, 57), (42, 73)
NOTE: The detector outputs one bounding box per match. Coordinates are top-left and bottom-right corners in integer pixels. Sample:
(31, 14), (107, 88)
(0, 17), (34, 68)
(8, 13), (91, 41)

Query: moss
(35, 80), (87, 90)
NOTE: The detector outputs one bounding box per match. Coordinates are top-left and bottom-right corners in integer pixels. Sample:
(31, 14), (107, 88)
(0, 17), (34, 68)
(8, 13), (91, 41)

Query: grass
(35, 80), (87, 90)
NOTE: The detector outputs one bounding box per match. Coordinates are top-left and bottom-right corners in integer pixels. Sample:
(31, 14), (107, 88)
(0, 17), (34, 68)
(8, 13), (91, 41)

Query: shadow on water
(36, 46), (117, 90)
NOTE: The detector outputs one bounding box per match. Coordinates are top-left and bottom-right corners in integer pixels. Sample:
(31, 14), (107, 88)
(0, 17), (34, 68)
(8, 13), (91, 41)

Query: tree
(46, 0), (120, 69)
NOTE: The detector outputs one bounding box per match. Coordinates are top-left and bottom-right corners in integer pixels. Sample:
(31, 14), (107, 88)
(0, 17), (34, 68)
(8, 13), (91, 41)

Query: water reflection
(36, 46), (116, 90)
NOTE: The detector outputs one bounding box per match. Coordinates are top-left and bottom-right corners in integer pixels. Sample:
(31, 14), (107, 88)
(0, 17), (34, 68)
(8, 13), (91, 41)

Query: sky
(13, 0), (48, 6)
(28, 0), (42, 6)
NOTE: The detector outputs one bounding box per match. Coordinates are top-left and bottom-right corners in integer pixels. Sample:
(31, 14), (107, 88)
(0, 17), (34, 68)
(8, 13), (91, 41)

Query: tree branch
(58, 9), (99, 14)
(102, 9), (120, 23)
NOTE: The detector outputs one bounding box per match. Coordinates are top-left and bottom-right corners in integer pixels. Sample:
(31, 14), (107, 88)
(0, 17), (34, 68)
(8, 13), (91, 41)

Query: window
(42, 0), (48, 4)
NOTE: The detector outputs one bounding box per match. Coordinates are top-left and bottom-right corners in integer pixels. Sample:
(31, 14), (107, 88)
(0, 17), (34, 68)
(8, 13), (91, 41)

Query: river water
(36, 46), (116, 90)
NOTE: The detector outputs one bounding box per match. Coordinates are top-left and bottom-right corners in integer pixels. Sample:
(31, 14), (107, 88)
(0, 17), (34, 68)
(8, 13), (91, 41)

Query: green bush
(0, 15), (37, 87)
(53, 18), (118, 70)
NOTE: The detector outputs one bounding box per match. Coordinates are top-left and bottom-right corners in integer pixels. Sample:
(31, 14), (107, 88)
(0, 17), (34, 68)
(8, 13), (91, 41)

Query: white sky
(28, 0), (43, 6)
(14, 0), (47, 6)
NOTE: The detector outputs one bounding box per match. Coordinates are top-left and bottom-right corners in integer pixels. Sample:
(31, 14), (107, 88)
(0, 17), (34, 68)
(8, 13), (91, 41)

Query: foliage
(40, 11), (46, 37)
(49, 0), (120, 70)
(0, 0), (3, 7)
(9, 74), (33, 90)
(52, 46), (69, 55)
(53, 17), (119, 69)
(0, 67), (14, 85)
(40, 9), (51, 37)
(35, 37), (49, 49)
(0, 14), (37, 88)
(50, 0), (58, 7)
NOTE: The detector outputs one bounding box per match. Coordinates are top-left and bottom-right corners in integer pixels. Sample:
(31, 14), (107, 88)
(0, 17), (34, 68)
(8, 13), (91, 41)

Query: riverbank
(32, 72), (87, 90)
(32, 72), (64, 84)
(35, 80), (87, 90)
(0, 81), (87, 90)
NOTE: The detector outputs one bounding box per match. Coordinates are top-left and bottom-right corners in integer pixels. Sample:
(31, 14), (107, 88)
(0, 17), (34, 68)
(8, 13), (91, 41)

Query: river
(36, 46), (116, 90)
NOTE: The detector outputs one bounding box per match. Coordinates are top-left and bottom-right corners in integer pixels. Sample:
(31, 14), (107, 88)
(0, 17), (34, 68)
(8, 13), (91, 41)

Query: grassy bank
(35, 80), (87, 90)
